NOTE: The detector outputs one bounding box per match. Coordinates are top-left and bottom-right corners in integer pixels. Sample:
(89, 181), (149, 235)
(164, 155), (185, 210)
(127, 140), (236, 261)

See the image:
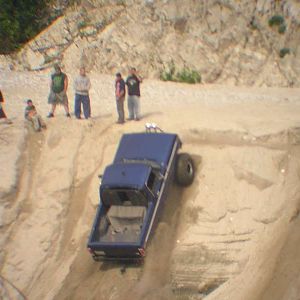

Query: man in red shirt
(115, 73), (126, 124)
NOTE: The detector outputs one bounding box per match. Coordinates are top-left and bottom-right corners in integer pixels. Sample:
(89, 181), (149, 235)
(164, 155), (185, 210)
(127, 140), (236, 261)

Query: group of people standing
(47, 64), (92, 120)
(47, 64), (143, 125)
(115, 67), (143, 123)
(0, 64), (143, 132)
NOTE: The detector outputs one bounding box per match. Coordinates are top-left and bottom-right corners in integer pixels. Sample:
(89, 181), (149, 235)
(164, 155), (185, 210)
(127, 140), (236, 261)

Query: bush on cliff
(0, 0), (64, 54)
(161, 62), (201, 84)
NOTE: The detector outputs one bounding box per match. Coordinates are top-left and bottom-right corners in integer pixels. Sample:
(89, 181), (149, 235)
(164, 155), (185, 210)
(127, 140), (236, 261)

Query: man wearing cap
(115, 72), (126, 124)
(25, 99), (46, 131)
(47, 64), (70, 118)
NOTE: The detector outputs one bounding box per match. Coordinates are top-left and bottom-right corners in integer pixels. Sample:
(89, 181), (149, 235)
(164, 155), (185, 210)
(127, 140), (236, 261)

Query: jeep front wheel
(175, 153), (194, 186)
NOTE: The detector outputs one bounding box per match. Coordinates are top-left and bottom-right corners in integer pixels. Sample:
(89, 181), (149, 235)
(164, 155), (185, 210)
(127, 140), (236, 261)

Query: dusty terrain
(0, 70), (300, 299)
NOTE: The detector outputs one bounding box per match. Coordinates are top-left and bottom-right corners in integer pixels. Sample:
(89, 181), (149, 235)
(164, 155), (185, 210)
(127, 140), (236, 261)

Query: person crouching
(25, 99), (46, 131)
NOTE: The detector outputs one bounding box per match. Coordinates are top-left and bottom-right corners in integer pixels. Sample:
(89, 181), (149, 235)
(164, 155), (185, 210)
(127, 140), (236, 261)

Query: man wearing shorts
(47, 64), (70, 118)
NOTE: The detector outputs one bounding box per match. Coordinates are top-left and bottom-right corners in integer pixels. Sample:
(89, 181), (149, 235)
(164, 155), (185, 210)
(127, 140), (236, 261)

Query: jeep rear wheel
(175, 153), (194, 186)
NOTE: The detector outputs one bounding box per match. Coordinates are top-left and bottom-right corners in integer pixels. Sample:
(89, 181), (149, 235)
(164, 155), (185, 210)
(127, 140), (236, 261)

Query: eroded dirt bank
(1, 72), (300, 300)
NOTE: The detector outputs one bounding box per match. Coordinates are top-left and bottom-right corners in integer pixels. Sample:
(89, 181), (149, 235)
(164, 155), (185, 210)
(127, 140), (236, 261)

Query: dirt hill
(1, 70), (300, 300)
(1, 0), (300, 87)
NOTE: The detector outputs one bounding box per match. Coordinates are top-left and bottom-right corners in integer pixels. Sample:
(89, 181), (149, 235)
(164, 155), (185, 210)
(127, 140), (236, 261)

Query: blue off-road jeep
(87, 126), (194, 261)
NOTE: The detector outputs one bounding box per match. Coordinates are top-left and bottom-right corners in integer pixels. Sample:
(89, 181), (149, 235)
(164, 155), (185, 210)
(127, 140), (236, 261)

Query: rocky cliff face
(3, 0), (300, 87)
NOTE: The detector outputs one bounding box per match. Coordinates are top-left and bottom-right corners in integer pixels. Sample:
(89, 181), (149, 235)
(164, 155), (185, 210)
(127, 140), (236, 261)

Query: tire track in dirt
(3, 118), (300, 300)
(0, 130), (44, 275)
(169, 132), (300, 300)
(26, 120), (117, 299)
(48, 120), (131, 300)
(51, 152), (200, 300)
(58, 121), (114, 252)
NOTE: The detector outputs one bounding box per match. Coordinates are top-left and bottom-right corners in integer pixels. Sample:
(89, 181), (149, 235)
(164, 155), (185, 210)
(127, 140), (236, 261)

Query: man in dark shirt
(47, 64), (70, 118)
(115, 73), (126, 124)
(125, 67), (143, 121)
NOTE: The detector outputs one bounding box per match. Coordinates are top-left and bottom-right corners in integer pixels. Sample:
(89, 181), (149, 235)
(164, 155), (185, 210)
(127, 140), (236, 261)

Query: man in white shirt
(74, 67), (91, 119)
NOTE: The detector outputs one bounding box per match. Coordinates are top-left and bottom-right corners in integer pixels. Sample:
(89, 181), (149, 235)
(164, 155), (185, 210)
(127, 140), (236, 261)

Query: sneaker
(126, 117), (134, 121)
(135, 117), (140, 121)
(47, 113), (54, 118)
(116, 120), (124, 124)
(66, 113), (71, 118)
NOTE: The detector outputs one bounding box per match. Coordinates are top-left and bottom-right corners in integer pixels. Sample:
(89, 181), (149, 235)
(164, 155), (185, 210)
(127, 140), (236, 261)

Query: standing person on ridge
(74, 66), (91, 119)
(115, 72), (126, 124)
(47, 64), (71, 118)
(125, 67), (143, 121)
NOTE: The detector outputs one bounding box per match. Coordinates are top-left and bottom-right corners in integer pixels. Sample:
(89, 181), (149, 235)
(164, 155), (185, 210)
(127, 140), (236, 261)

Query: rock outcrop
(3, 0), (300, 86)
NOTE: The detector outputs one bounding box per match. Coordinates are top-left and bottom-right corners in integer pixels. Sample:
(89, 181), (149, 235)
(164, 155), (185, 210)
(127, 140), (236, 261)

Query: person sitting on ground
(25, 99), (46, 131)
(0, 89), (12, 124)
(47, 64), (71, 118)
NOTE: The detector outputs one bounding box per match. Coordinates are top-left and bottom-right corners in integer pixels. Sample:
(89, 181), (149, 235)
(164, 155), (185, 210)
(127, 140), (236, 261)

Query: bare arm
(119, 89), (125, 97)
(137, 75), (143, 83)
(64, 75), (68, 91)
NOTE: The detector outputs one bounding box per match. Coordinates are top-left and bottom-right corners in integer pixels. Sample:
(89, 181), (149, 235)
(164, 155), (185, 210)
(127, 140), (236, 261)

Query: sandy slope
(0, 70), (300, 300)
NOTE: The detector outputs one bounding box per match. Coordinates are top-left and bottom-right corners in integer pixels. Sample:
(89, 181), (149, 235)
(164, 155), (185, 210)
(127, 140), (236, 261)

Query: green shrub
(160, 63), (201, 84)
(77, 20), (88, 30)
(250, 20), (258, 31)
(176, 68), (201, 84)
(44, 54), (52, 64)
(268, 15), (285, 27)
(160, 62), (176, 81)
(279, 48), (291, 58)
(278, 24), (286, 34)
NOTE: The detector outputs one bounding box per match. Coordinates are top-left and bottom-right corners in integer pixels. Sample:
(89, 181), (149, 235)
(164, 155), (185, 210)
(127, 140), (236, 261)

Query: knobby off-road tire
(175, 153), (195, 186)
